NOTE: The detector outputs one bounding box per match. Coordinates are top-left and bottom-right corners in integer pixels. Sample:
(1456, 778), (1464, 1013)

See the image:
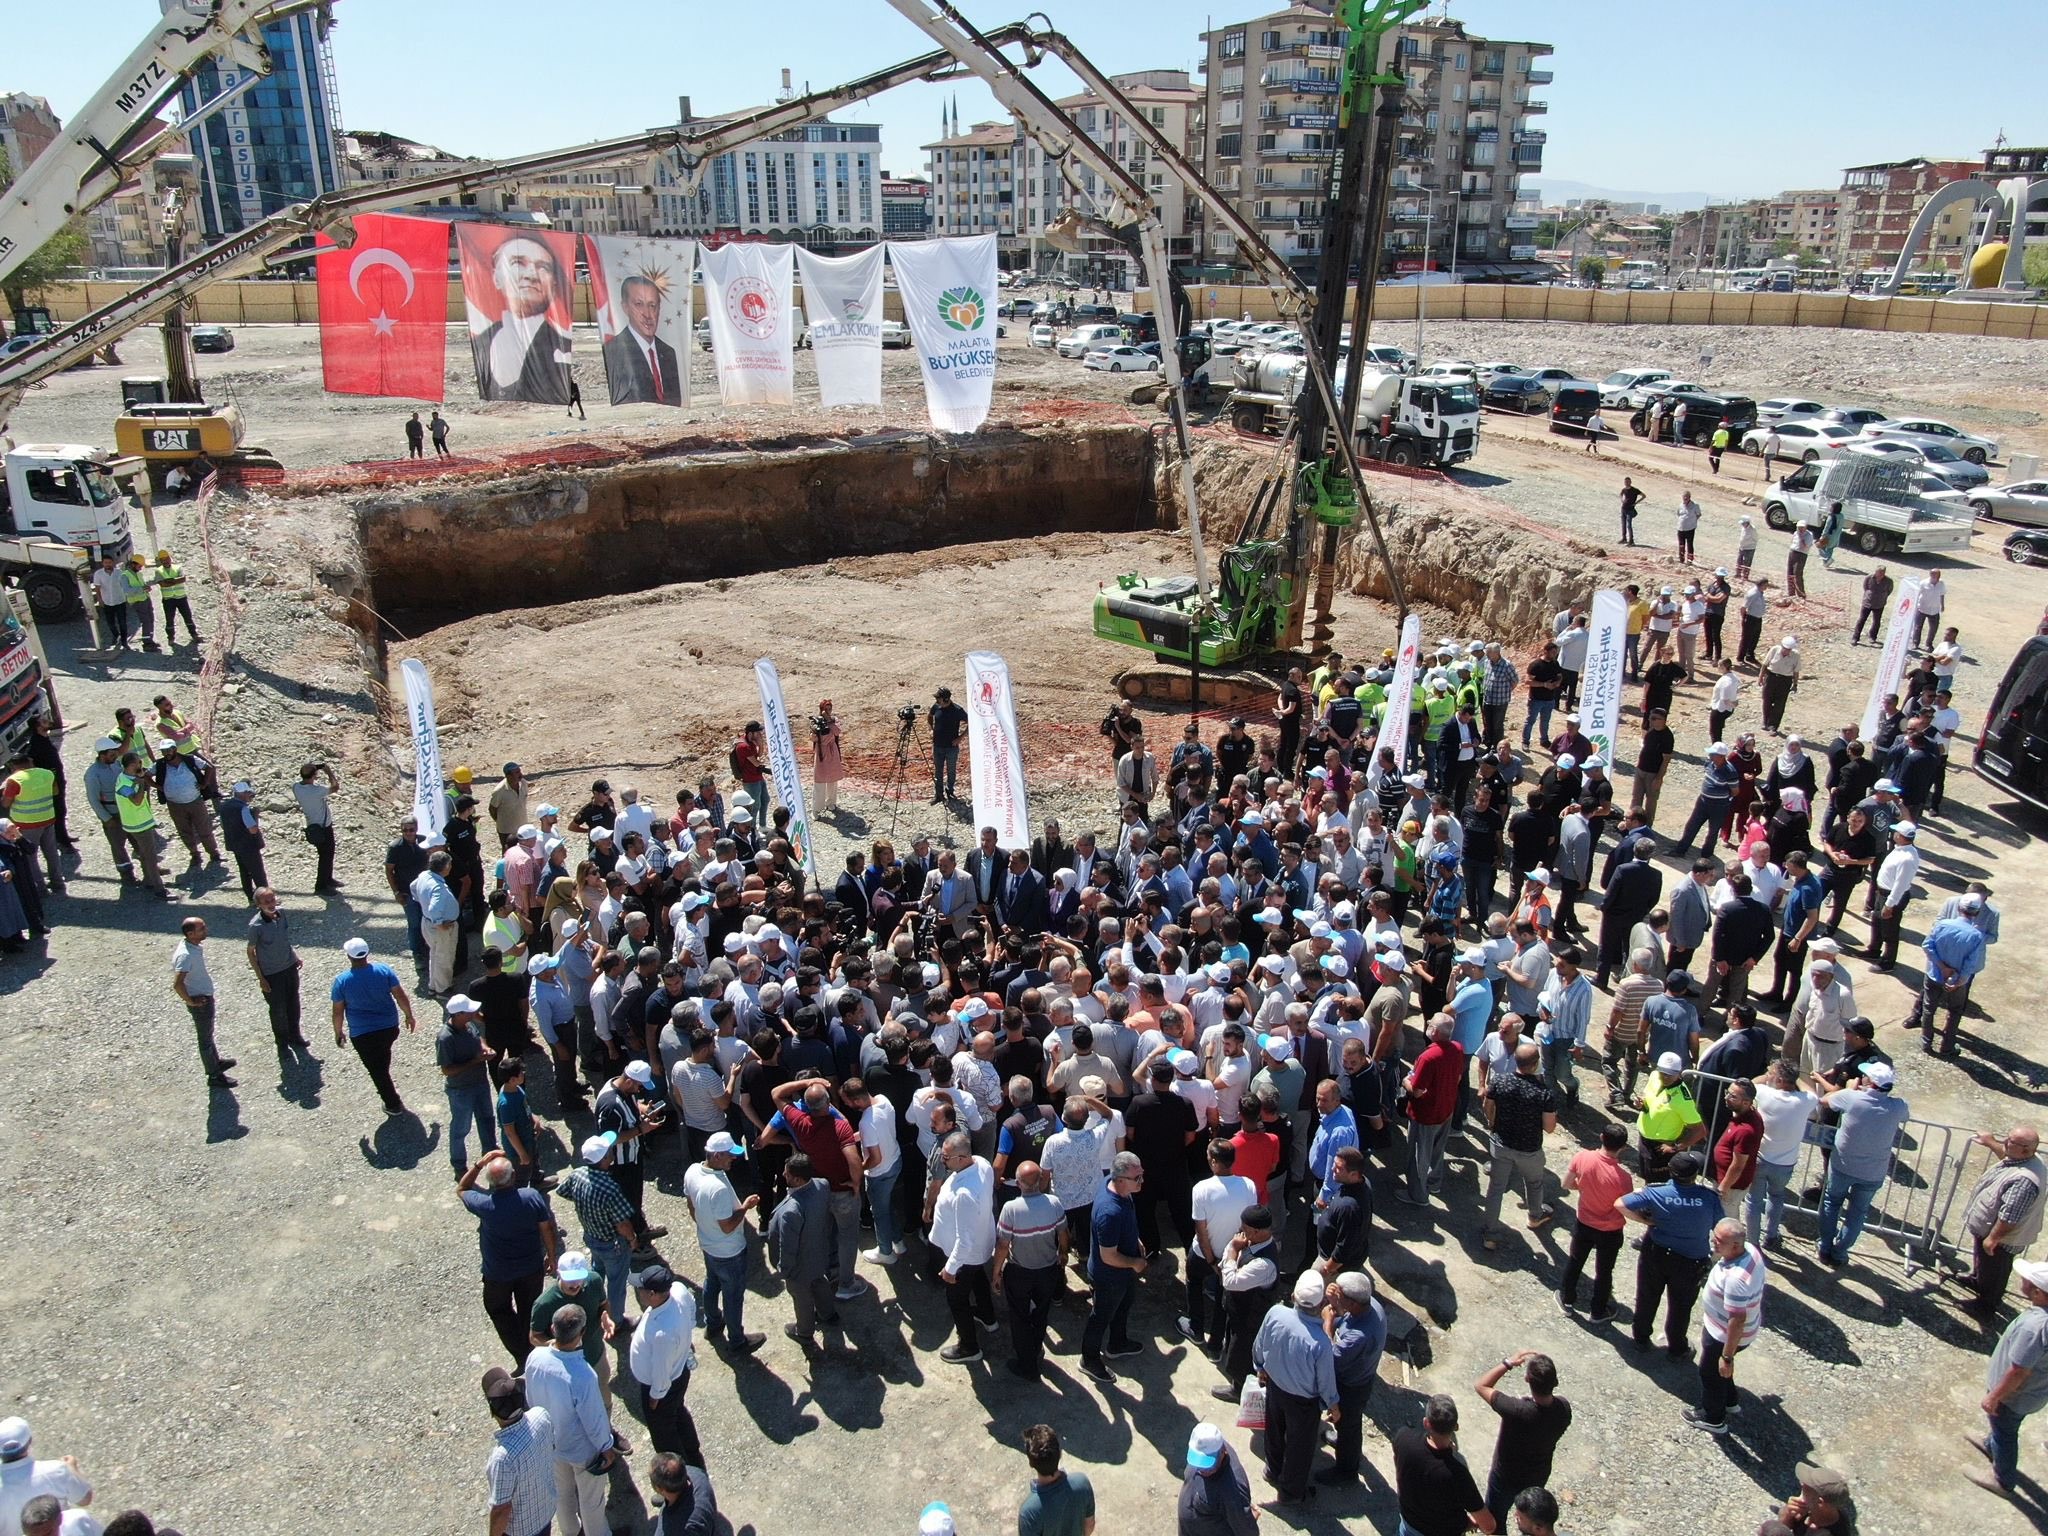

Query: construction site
(5, 4), (2048, 1536)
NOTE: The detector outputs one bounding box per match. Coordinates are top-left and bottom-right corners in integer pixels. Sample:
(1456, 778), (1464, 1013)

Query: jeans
(933, 742), (961, 798)
(1521, 699), (1555, 748)
(1405, 1117), (1453, 1202)
(746, 780), (770, 819)
(866, 1164), (902, 1255)
(402, 897), (427, 973)
(1560, 1220), (1623, 1313)
(1818, 1168), (1884, 1258)
(1541, 1039), (1580, 1101)
(1625, 632), (1642, 681)
(590, 1236), (632, 1332)
(1004, 1261), (1060, 1375)
(1987, 1403), (2026, 1491)
(1745, 1158), (1797, 1247)
(702, 1249), (749, 1344)
(445, 1075), (498, 1170)
(828, 1186), (862, 1288)
(1082, 1266), (1135, 1363)
(1675, 795), (1731, 857)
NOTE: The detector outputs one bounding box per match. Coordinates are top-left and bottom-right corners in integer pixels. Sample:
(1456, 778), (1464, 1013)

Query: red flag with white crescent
(316, 213), (449, 399)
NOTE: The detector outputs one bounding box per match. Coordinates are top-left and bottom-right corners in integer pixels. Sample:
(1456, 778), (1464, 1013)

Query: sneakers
(1103, 1341), (1142, 1360)
(1683, 1409), (1729, 1436)
(834, 1281), (867, 1302)
(939, 1342), (982, 1364)
(1079, 1358), (1116, 1384)
(1176, 1316), (1203, 1344)
(1586, 1307), (1616, 1324)
(861, 1248), (899, 1266)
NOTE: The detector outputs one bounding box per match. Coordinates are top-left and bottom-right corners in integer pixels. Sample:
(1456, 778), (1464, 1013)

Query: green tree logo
(939, 286), (984, 331)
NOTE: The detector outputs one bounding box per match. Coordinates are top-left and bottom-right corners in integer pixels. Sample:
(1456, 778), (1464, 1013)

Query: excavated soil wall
(357, 424), (1161, 623)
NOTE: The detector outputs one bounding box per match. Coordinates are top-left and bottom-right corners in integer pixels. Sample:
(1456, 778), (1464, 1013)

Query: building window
(1261, 29), (1280, 49)
(1217, 131), (1241, 160)
(1221, 30), (1246, 58)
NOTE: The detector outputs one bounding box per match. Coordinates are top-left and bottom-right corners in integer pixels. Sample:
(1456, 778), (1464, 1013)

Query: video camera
(809, 714), (832, 734)
(896, 703), (922, 724)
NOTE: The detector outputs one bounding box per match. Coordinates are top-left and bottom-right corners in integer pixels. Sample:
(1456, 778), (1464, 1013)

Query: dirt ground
(4, 315), (2048, 1535)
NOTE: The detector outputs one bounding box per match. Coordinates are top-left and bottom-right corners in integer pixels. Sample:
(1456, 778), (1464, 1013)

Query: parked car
(2002, 528), (2048, 566)
(1477, 361), (1530, 381)
(1845, 438), (1991, 488)
(1738, 421), (1858, 460)
(1028, 323), (1056, 348)
(1599, 367), (1672, 407)
(1070, 303), (1118, 323)
(1521, 366), (1580, 387)
(1756, 397), (1824, 424)
(879, 320), (914, 349)
(1629, 378), (1712, 409)
(1417, 360), (1479, 383)
(1860, 417), (1999, 464)
(1819, 405), (1888, 431)
(1630, 391), (1758, 445)
(1968, 479), (2048, 526)
(1083, 345), (1160, 373)
(190, 325), (235, 353)
(1361, 343), (1415, 372)
(1549, 381), (1605, 437)
(1480, 373), (1554, 413)
(1057, 323), (1123, 359)
(0, 335), (41, 361)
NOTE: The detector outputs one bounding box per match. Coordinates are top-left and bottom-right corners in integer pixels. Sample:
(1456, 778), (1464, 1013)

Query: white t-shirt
(0, 1458), (94, 1536)
(860, 1095), (902, 1178)
(172, 938), (214, 998)
(1211, 1054), (1252, 1125)
(1711, 674), (1742, 712)
(1174, 1076), (1219, 1129)
(1753, 1084), (1819, 1166)
(292, 780), (332, 827)
(1191, 1173), (1259, 1259)
(684, 1161), (746, 1260)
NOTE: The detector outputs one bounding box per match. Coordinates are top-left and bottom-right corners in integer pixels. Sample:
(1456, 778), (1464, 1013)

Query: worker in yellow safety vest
(114, 751), (171, 898)
(154, 549), (201, 646)
(1422, 678), (1457, 750)
(121, 554), (160, 651)
(2, 749), (64, 892)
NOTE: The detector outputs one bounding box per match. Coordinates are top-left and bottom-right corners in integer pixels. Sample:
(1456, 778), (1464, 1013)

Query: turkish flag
(316, 213), (449, 400)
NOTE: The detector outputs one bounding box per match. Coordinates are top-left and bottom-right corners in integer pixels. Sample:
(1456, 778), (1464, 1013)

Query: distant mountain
(1522, 178), (1722, 212)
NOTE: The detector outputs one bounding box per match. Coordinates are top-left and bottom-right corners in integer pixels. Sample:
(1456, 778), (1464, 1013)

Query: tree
(0, 147), (89, 316)
(1772, 236), (1798, 258)
(2025, 242), (2048, 290)
(1577, 255), (1607, 284)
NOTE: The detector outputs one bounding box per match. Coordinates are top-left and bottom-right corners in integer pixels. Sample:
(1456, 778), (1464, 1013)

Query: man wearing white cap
(1865, 821), (1921, 971)
(331, 936), (417, 1114)
(437, 993), (498, 1178)
(1974, 1258), (2048, 1498)
(1252, 1270), (1339, 1506)
(1760, 635), (1802, 734)
(0, 1417), (92, 1536)
(220, 777), (268, 905)
(1816, 1059), (1909, 1266)
(597, 1061), (669, 1244)
(1178, 1422), (1257, 1532)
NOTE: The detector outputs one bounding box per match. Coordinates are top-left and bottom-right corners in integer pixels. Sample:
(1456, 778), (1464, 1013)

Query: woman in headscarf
(1722, 731), (1767, 845)
(1767, 787), (1813, 864)
(0, 822), (34, 948)
(542, 874), (583, 948)
(1046, 864), (1081, 936)
(1763, 732), (1818, 814)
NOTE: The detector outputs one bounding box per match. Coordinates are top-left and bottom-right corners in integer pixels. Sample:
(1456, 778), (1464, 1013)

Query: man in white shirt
(1867, 822), (1921, 971)
(1687, 1218), (1767, 1435)
(0, 1418), (93, 1536)
(1180, 1140), (1259, 1354)
(1208, 1024), (1254, 1135)
(909, 1076), (985, 1160)
(848, 1082), (906, 1264)
(1913, 569), (1946, 650)
(684, 1134), (762, 1352)
(627, 1264), (703, 1466)
(614, 786), (656, 847)
(1746, 1059), (1817, 1250)
(929, 1133), (999, 1363)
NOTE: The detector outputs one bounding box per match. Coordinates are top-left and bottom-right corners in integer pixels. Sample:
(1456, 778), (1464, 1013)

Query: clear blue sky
(15, 1), (2047, 201)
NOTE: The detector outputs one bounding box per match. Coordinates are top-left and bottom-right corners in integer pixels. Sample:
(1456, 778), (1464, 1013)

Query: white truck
(1227, 352), (1482, 469)
(1761, 457), (1978, 556)
(0, 445), (139, 620)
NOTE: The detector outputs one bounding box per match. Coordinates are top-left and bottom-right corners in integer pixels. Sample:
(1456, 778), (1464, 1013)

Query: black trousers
(1560, 1220), (1623, 1313)
(1738, 614), (1763, 664)
(946, 1260), (995, 1349)
(1263, 1382), (1320, 1501)
(262, 965), (304, 1047)
(1003, 1261), (1059, 1374)
(1136, 1174), (1193, 1254)
(1870, 901), (1908, 968)
(188, 997), (226, 1080)
(162, 595), (200, 643)
(1697, 1328), (1743, 1425)
(1853, 605), (1884, 644)
(643, 1370), (705, 1467)
(231, 848), (267, 903)
(483, 1269), (544, 1365)
(1184, 1250), (1221, 1345)
(1331, 1377), (1375, 1477)
(351, 1026), (403, 1109)
(1633, 1241), (1709, 1351)
(304, 823), (336, 888)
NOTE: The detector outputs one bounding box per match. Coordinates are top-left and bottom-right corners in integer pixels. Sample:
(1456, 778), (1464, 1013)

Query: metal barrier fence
(1677, 1065), (1995, 1275)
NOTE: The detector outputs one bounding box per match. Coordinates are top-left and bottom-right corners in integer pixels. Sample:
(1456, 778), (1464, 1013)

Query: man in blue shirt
(1621, 1150), (1719, 1359)
(330, 936), (418, 1114)
(1818, 1061), (1910, 1266)
(1909, 899), (1990, 1057)
(1252, 1270), (1339, 1507)
(1763, 851), (1827, 1009)
(1323, 1270), (1387, 1487)
(1448, 952), (1494, 1134)
(459, 1151), (559, 1366)
(1080, 1151), (1147, 1385)
(1307, 1078), (1359, 1208)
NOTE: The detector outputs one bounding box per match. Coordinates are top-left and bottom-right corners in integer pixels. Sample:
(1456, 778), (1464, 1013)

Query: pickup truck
(1761, 458), (1978, 556)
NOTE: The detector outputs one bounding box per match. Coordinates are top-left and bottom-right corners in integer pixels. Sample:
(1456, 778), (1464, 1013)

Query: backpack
(728, 740), (746, 781)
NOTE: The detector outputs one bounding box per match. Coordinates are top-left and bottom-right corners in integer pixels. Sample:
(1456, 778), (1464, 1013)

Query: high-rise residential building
(657, 100), (882, 248)
(881, 174), (932, 237)
(1192, 5), (1552, 278)
(1837, 156), (1981, 272)
(0, 92), (61, 179)
(925, 118), (1034, 252)
(1760, 188), (1841, 258)
(173, 6), (345, 241)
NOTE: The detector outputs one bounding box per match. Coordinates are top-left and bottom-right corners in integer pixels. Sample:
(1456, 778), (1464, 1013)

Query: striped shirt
(996, 1190), (1068, 1269)
(1605, 973), (1662, 1046)
(1702, 1242), (1768, 1343)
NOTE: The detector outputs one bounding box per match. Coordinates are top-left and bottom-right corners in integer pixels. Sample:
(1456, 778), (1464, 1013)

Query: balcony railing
(1526, 69), (1553, 84)
(1259, 71), (1340, 95)
(1513, 129), (1547, 145)
(1511, 147), (1543, 166)
(1520, 98), (1548, 113)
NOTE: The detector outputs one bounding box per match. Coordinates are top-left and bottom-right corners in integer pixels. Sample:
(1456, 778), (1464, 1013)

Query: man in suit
(1069, 831), (1113, 895)
(964, 826), (1006, 916)
(831, 850), (870, 934)
(1030, 819), (1071, 882)
(471, 234), (572, 405)
(923, 849), (978, 940)
(1667, 857), (1715, 973)
(1597, 840), (1663, 987)
(601, 275), (683, 406)
(996, 847), (1049, 937)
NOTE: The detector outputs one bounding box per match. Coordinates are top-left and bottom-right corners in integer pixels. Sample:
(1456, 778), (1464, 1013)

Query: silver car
(1860, 416), (1999, 464)
(1845, 439), (1990, 488)
(1968, 479), (2048, 527)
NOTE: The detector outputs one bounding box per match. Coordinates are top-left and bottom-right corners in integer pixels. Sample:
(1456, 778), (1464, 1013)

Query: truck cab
(0, 445), (138, 561)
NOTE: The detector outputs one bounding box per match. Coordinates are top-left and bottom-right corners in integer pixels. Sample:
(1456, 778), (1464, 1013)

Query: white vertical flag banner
(399, 658), (447, 840)
(1580, 589), (1629, 765)
(964, 651), (1031, 849)
(1861, 578), (1923, 739)
(700, 242), (795, 406)
(795, 244), (885, 408)
(753, 658), (816, 877)
(1376, 614), (1424, 772)
(887, 234), (1000, 432)
(586, 235), (693, 408)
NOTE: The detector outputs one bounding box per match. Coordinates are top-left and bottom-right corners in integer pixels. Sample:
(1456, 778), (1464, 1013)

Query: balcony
(1466, 124), (1499, 141)
(1525, 69), (1553, 85)
(1476, 57), (1504, 76)
(1513, 129), (1547, 145)
(1520, 98), (1548, 113)
(1511, 147), (1543, 166)
(1468, 92), (1501, 109)
(1460, 201), (1492, 222)
(1259, 70), (1340, 95)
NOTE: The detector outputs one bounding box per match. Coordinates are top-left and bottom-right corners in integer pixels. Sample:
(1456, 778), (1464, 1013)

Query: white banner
(399, 658), (447, 840)
(700, 242), (795, 406)
(887, 235), (1000, 433)
(586, 235), (693, 408)
(1580, 589), (1629, 765)
(795, 244), (885, 409)
(1861, 578), (1923, 739)
(964, 651), (1030, 849)
(1376, 614), (1424, 773)
(753, 657), (816, 877)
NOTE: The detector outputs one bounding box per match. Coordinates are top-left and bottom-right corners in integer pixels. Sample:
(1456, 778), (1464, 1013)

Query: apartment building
(1838, 157), (1980, 270)
(0, 92), (61, 178)
(881, 175), (932, 238)
(1192, 6), (1553, 278)
(924, 119), (1038, 255)
(1761, 188), (1840, 257)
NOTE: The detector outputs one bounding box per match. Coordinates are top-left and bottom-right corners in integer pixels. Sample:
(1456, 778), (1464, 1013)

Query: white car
(1846, 438), (1991, 488)
(1417, 360), (1479, 383)
(1967, 479), (2048, 526)
(1740, 421), (1858, 460)
(1628, 378), (1711, 409)
(1029, 323), (1056, 348)
(879, 320), (913, 349)
(1522, 366), (1581, 387)
(1477, 361), (1531, 381)
(1860, 417), (1999, 465)
(1083, 345), (1160, 373)
(1057, 323), (1123, 358)
(1600, 367), (1672, 407)
(1362, 343), (1415, 372)
(1757, 397), (1825, 425)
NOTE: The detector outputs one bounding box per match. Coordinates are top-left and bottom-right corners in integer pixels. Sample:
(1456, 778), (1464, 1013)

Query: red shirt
(771, 1102), (860, 1191)
(1713, 1110), (1765, 1191)
(1567, 1149), (1634, 1231)
(1405, 1041), (1466, 1126)
(735, 740), (766, 786)
(1230, 1127), (1282, 1204)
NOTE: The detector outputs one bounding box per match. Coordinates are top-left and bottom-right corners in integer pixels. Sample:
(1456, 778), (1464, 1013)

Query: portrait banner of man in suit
(587, 235), (694, 408)
(455, 223), (577, 405)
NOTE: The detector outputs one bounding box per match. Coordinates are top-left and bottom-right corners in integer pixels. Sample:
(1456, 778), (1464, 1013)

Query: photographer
(810, 700), (844, 816)
(928, 688), (967, 805)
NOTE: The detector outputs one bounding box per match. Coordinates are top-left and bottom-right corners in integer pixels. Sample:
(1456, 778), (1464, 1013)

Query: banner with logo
(1860, 578), (1923, 739)
(586, 235), (693, 408)
(1580, 589), (1629, 765)
(887, 234), (999, 433)
(794, 245), (885, 409)
(454, 223), (578, 406)
(964, 651), (1030, 849)
(1376, 614), (1423, 772)
(753, 657), (815, 876)
(399, 658), (448, 840)
(700, 241), (795, 406)
(315, 213), (448, 399)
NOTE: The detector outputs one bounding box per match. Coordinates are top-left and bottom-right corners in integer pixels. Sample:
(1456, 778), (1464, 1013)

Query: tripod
(881, 709), (925, 841)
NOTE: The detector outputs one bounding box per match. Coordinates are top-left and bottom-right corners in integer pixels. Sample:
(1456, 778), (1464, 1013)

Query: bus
(1615, 259), (1658, 284)
(1975, 635), (2048, 813)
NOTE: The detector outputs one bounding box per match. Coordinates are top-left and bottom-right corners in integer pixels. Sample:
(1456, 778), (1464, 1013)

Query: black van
(1629, 391), (1758, 446)
(1117, 312), (1159, 343)
(1977, 636), (2048, 814)
(1549, 382), (1603, 437)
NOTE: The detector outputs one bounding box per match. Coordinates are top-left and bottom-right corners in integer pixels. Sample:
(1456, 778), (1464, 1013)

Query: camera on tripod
(896, 703), (922, 724)
(809, 714), (832, 734)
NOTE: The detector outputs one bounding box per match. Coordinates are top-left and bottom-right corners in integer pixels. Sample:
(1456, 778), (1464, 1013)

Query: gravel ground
(3, 317), (2046, 1534)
